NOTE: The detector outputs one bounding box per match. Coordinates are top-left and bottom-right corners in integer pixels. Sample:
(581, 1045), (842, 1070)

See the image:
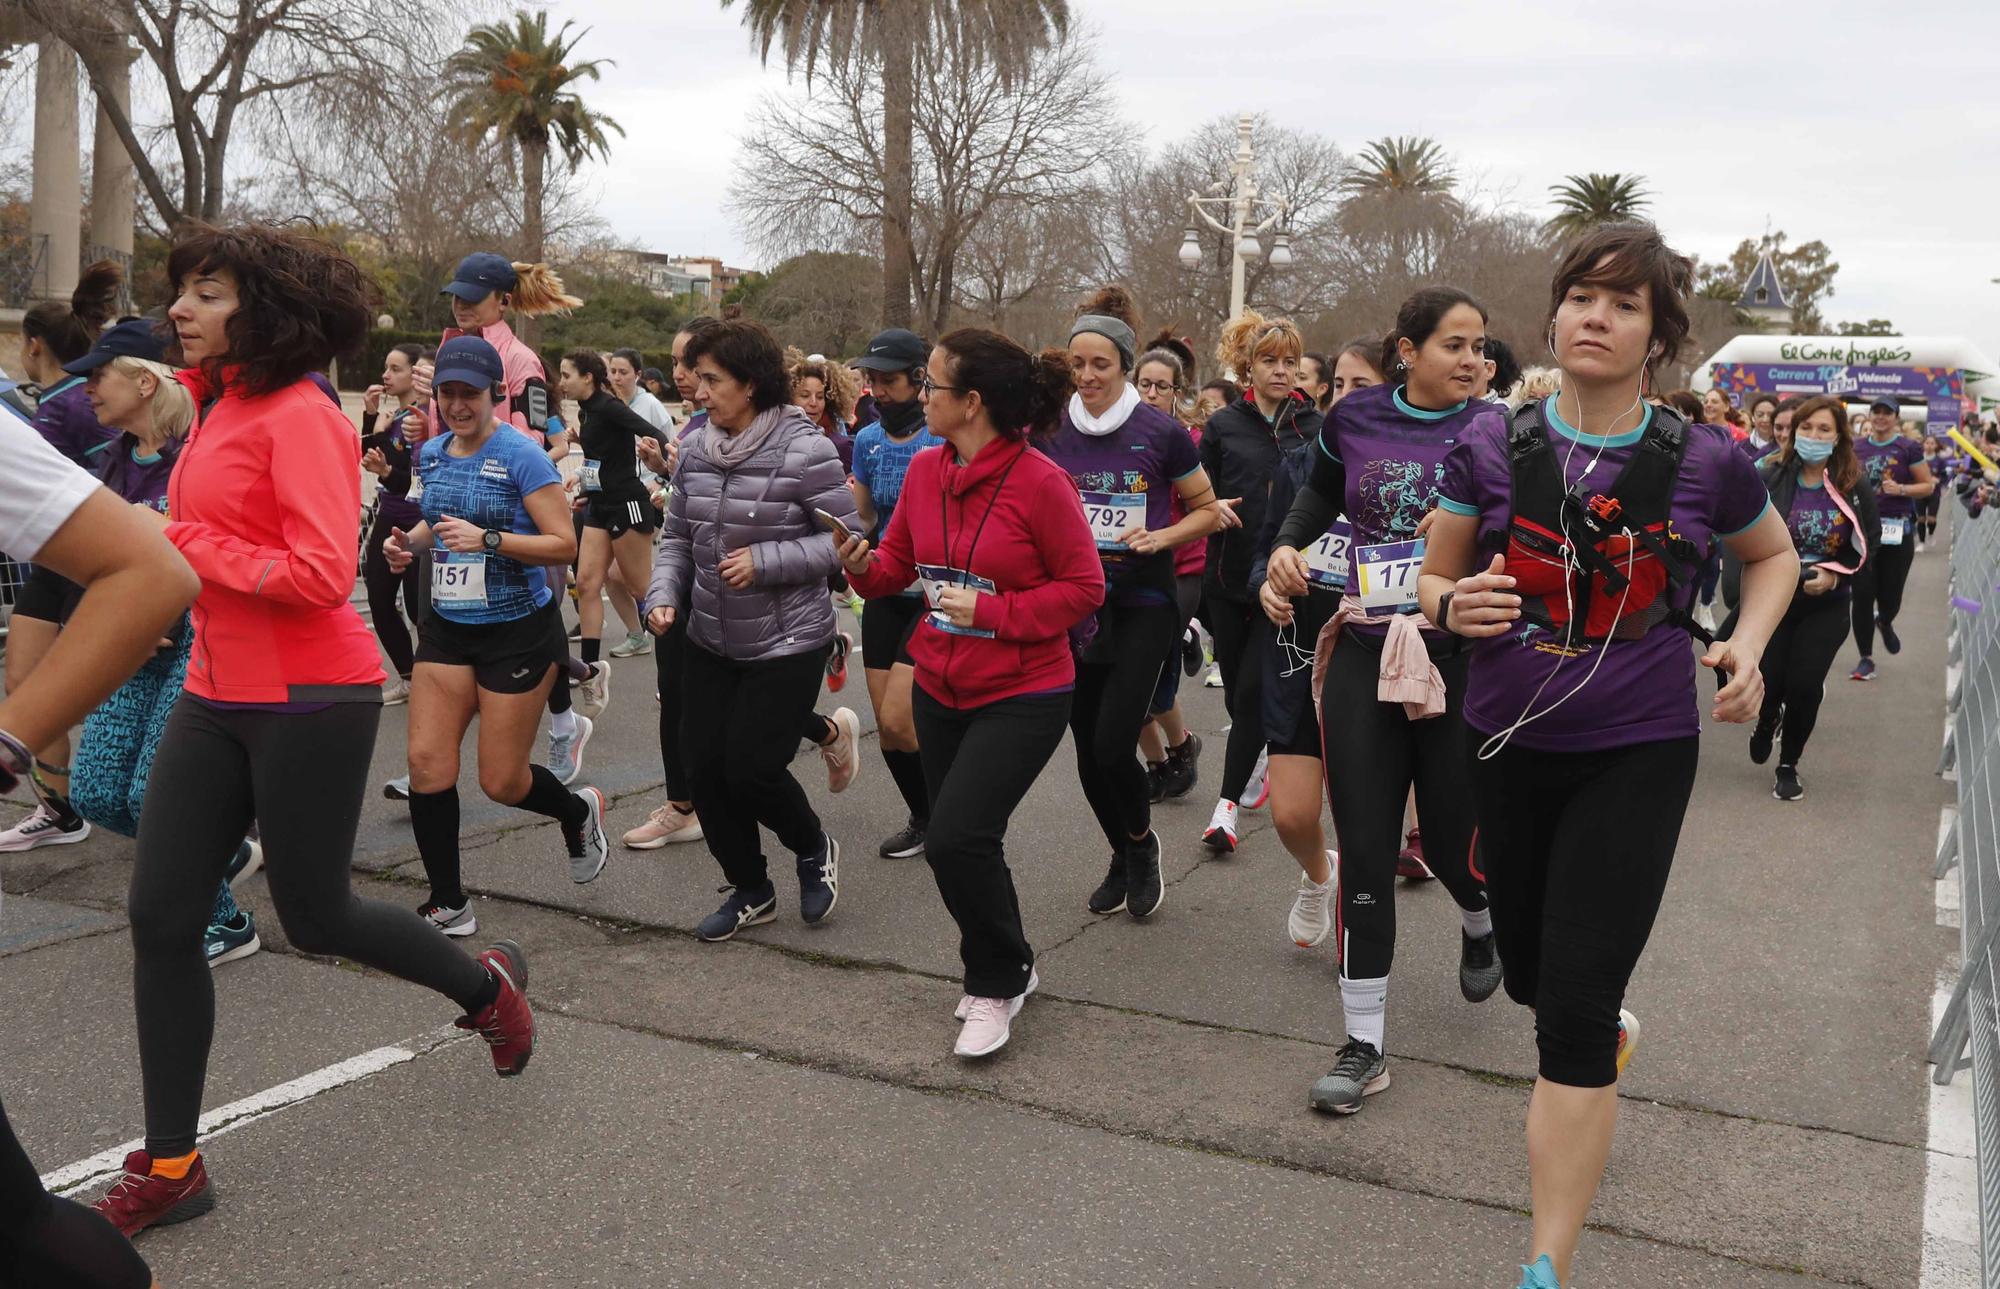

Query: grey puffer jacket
(646, 407), (861, 661)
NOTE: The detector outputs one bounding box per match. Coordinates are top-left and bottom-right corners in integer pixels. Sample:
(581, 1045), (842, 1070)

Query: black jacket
(1722, 453), (1878, 606)
(1199, 394), (1321, 603)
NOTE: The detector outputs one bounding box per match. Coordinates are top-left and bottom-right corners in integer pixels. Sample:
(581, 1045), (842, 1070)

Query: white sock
(1462, 905), (1493, 939)
(1339, 974), (1388, 1051)
(550, 710), (578, 739)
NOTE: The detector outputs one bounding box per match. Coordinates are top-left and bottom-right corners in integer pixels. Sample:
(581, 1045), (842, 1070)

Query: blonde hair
(107, 356), (194, 440)
(786, 348), (858, 424)
(508, 262), (583, 317)
(1513, 366), (1562, 407)
(1215, 310), (1304, 376)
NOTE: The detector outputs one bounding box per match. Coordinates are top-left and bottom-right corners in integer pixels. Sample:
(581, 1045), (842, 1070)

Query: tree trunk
(879, 19), (915, 331)
(518, 135), (547, 344)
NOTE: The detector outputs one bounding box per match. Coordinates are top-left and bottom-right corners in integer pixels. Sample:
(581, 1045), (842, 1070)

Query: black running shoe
(1774, 764), (1804, 802)
(1086, 854), (1127, 915)
(1879, 617), (1901, 655)
(1124, 831), (1164, 919)
(1749, 707), (1782, 766)
(1162, 731), (1202, 799)
(1309, 1039), (1389, 1115)
(1460, 930), (1502, 1002)
(878, 817), (927, 859)
(1180, 626), (1203, 678)
(1145, 761), (1168, 804)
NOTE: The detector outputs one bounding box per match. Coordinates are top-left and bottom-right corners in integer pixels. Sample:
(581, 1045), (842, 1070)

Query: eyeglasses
(919, 374), (963, 396)
(1137, 379), (1180, 395)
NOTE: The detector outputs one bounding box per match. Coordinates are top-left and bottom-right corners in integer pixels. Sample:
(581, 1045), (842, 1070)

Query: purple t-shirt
(1855, 433), (1924, 519)
(95, 434), (180, 512)
(1045, 400), (1200, 593)
(1437, 399), (1770, 752)
(1785, 480), (1852, 583)
(1740, 435), (1778, 463)
(33, 378), (118, 468)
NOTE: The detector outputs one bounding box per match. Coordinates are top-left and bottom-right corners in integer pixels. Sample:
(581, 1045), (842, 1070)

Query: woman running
(838, 329), (1103, 1057)
(0, 259), (123, 853)
(1132, 336), (1205, 802)
(384, 335), (610, 937)
(557, 350), (661, 681)
(847, 328), (944, 858)
(1418, 223), (1797, 1287)
(1253, 338), (1384, 950)
(1916, 431), (1952, 550)
(1044, 286), (1228, 920)
(1196, 310), (1317, 852)
(360, 342), (433, 705)
(1267, 288), (1504, 1117)
(1849, 397), (1933, 679)
(644, 319), (859, 941)
(95, 224), (535, 1239)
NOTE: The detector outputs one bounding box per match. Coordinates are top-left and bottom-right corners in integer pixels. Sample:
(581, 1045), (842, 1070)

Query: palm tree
(1339, 136), (1460, 279)
(445, 11), (624, 263)
(1543, 173), (1651, 242)
(1341, 136), (1459, 202)
(723, 0), (1070, 330)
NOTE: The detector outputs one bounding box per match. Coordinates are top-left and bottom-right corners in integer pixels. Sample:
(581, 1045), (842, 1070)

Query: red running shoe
(826, 630), (852, 693)
(1396, 829), (1434, 881)
(93, 1149), (214, 1236)
(457, 940), (534, 1076)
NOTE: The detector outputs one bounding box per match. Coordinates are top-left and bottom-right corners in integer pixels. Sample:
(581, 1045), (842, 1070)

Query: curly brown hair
(166, 223), (371, 398)
(786, 348), (858, 424)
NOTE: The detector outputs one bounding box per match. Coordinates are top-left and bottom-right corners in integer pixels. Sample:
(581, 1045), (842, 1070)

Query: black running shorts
(415, 599), (566, 693)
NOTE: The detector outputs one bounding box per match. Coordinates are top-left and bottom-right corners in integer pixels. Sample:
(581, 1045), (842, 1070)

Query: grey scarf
(704, 404), (800, 469)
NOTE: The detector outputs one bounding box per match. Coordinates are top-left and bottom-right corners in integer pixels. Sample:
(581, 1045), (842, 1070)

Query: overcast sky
(564, 0), (2000, 361)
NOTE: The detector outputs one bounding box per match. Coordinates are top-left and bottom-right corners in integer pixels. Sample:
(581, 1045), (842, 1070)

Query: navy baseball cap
(441, 252), (518, 302)
(1869, 396), (1900, 413)
(63, 317), (169, 375)
(432, 335), (505, 393)
(851, 328), (927, 372)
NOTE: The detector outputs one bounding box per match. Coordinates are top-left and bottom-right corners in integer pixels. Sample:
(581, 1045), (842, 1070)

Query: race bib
(1302, 519), (1354, 590)
(1080, 491), (1144, 551)
(579, 459), (603, 493)
(914, 562), (997, 639)
(1880, 516), (1907, 546)
(431, 553), (488, 606)
(1354, 538), (1425, 614)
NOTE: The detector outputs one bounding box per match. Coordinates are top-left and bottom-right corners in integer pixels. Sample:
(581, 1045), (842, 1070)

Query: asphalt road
(0, 518), (1958, 1287)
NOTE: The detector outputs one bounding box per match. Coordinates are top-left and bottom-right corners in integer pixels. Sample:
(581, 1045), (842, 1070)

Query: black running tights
(654, 616), (691, 802)
(1758, 592), (1852, 766)
(129, 699), (493, 1157)
(0, 1099), (150, 1288)
(363, 507), (426, 678)
(1071, 600), (1178, 850)
(1851, 535), (1914, 657)
(1204, 594), (1265, 802)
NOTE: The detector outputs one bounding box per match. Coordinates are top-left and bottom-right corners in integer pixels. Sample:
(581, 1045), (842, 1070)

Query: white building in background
(1735, 251), (1794, 333)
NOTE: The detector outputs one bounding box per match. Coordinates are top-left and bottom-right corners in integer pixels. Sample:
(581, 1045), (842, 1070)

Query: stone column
(29, 35), (82, 301)
(89, 38), (137, 261)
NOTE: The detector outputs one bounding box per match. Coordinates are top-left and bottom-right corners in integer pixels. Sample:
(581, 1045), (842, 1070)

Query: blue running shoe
(697, 883), (778, 942)
(1849, 656), (1876, 681)
(204, 912), (260, 968)
(798, 835), (839, 924)
(1517, 1254), (1560, 1288)
(547, 714), (594, 785)
(224, 838), (262, 887)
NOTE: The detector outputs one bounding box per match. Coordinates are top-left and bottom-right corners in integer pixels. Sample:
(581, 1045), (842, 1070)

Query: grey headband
(1070, 314), (1137, 371)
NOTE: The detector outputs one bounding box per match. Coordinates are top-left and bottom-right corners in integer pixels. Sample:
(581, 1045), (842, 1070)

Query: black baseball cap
(851, 328), (927, 372)
(441, 252), (518, 303)
(62, 318), (169, 375)
(433, 335), (505, 393)
(1868, 396), (1900, 413)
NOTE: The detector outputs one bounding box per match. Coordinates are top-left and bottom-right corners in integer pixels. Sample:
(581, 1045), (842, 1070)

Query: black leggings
(1320, 631), (1487, 982)
(0, 1099), (149, 1288)
(653, 616), (690, 801)
(914, 687), (1070, 998)
(1470, 735), (1697, 1088)
(1915, 490), (1942, 543)
(1851, 534), (1915, 656)
(129, 699), (493, 1157)
(1072, 600), (1178, 848)
(679, 642), (826, 890)
(1758, 592), (1852, 766)
(1204, 594), (1265, 802)
(363, 507), (426, 678)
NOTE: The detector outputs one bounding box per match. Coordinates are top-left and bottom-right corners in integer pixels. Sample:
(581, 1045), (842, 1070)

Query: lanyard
(941, 448), (1023, 580)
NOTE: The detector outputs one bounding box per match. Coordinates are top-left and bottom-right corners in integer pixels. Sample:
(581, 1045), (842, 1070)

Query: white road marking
(1922, 975), (1980, 1287)
(42, 1026), (465, 1196)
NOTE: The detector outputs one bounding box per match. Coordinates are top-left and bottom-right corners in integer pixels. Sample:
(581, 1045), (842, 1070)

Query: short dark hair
(22, 260), (122, 363)
(682, 319), (791, 411)
(938, 328), (1072, 442)
(1666, 390), (1703, 420)
(610, 347), (645, 372)
(1546, 222), (1692, 386)
(1381, 287), (1487, 375)
(1747, 392), (1779, 415)
(165, 223), (371, 398)
(1484, 336), (1522, 399)
(389, 342), (433, 367)
(1199, 378), (1239, 403)
(563, 348), (610, 393)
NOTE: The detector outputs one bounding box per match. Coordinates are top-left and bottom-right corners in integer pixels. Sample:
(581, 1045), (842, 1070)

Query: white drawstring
(1274, 618), (1316, 677)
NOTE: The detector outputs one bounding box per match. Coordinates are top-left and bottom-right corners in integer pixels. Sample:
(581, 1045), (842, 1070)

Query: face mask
(1794, 437), (1835, 464)
(877, 396), (923, 437)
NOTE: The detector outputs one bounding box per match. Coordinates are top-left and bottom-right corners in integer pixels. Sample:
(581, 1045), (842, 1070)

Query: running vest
(1504, 402), (1710, 649)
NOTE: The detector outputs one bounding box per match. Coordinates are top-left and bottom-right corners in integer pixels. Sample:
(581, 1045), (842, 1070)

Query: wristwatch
(482, 529), (503, 553)
(1436, 590), (1457, 635)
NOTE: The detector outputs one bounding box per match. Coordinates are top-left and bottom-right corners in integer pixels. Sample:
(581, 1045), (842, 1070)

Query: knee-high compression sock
(514, 764), (587, 827)
(409, 786), (465, 907)
(882, 748), (930, 822)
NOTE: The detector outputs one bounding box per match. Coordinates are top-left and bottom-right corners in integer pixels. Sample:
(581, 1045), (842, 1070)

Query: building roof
(1736, 251), (1792, 312)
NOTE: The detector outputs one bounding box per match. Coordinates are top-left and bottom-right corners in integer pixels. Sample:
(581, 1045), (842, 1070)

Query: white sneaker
(957, 967), (1039, 1020)
(381, 678), (411, 706)
(0, 805), (89, 853)
(1201, 798), (1238, 853)
(548, 715), (593, 786)
(954, 989), (1030, 1058)
(1202, 661), (1224, 688)
(821, 707), (861, 794)
(1288, 860), (1336, 948)
(575, 661), (612, 719)
(608, 631), (653, 658)
(1241, 747), (1270, 809)
(418, 899), (478, 937)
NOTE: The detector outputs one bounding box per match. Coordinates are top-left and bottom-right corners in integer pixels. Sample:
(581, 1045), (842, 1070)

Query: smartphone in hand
(813, 508), (853, 543)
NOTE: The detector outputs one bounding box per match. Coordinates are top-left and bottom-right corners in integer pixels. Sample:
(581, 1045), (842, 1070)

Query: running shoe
(1615, 1008), (1641, 1076)
(1241, 747), (1270, 810)
(1773, 763), (1804, 802)
(419, 899), (478, 937)
(1879, 616), (1902, 655)
(1086, 854), (1127, 915)
(825, 630), (853, 693)
(1288, 863), (1335, 948)
(93, 1150), (214, 1236)
(1180, 626), (1203, 678)
(383, 775), (411, 801)
(1850, 656), (1876, 681)
(798, 835), (839, 924)
(622, 804), (704, 849)
(381, 677), (411, 706)
(1308, 1038), (1390, 1115)
(821, 707), (861, 794)
(204, 911), (261, 967)
(575, 661), (612, 719)
(458, 940), (533, 1076)
(955, 992), (1028, 1059)
(1460, 930), (1503, 1002)
(608, 630), (653, 658)
(1161, 731), (1202, 799)
(563, 786), (610, 883)
(1125, 831), (1164, 919)
(547, 714), (594, 786)
(224, 837), (262, 887)
(1145, 761), (1168, 804)
(957, 967), (1040, 1021)
(698, 882), (778, 941)
(0, 804), (88, 852)
(1202, 799), (1238, 853)
(1202, 661), (1223, 688)
(878, 816), (926, 859)
(1749, 708), (1782, 766)
(1396, 829), (1433, 881)
(1517, 1254), (1562, 1288)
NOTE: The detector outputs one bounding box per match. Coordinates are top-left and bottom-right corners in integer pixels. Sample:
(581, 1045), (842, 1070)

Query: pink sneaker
(622, 803), (704, 849)
(954, 991), (1028, 1058)
(956, 968), (1040, 1020)
(820, 707), (861, 794)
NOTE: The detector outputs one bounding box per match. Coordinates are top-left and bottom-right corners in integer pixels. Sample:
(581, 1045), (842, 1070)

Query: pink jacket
(1312, 599), (1447, 722)
(425, 318), (549, 444)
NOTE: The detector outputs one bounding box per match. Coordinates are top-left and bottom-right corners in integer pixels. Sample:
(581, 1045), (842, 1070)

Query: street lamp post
(1178, 113), (1292, 321)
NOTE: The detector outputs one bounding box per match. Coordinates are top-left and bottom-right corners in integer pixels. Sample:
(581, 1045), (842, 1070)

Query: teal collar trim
(1393, 385), (1466, 421)
(1544, 395), (1651, 449)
